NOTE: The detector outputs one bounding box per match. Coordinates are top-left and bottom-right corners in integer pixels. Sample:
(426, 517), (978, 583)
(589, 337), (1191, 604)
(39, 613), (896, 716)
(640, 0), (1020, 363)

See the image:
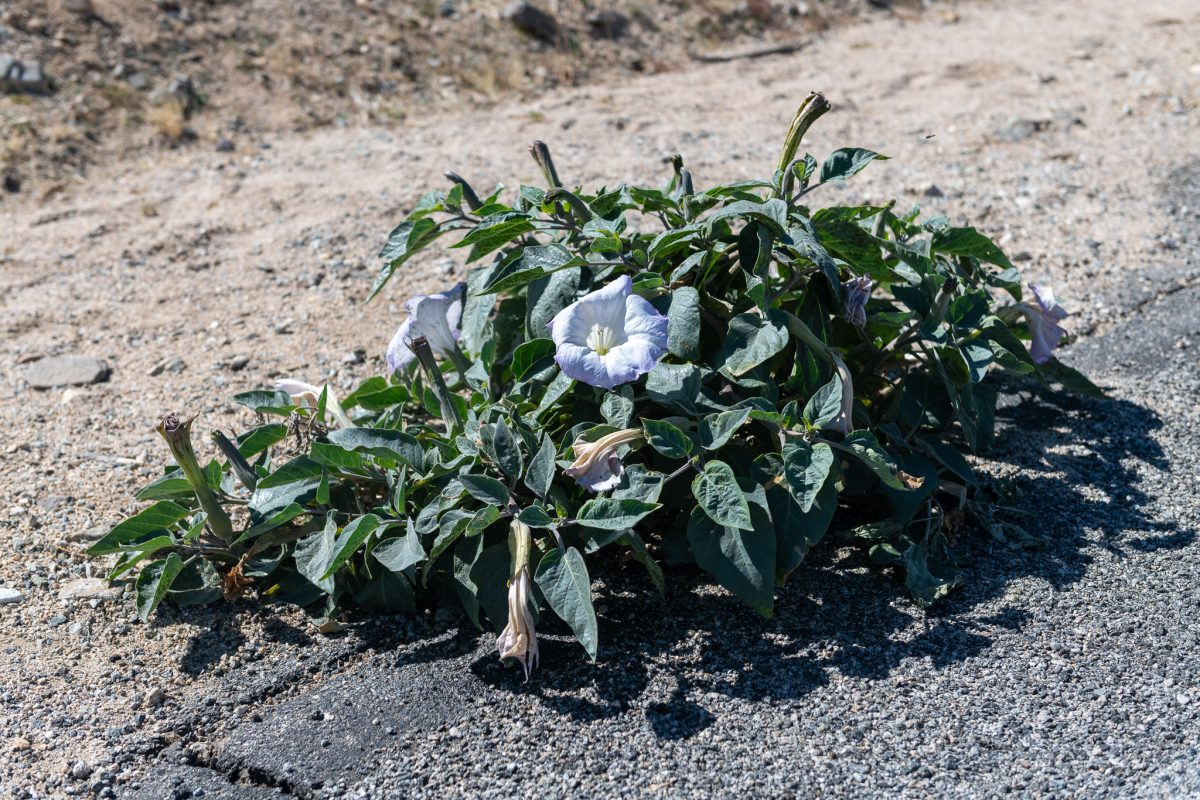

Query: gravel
(2, 0), (1198, 797)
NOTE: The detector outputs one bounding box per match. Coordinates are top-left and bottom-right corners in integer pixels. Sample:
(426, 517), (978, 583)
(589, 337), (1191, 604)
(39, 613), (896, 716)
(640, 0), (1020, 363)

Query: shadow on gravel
(467, 380), (1188, 741)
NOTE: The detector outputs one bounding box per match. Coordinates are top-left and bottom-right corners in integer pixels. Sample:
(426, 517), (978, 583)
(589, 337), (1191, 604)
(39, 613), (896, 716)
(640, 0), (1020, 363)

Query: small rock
(10, 738), (31, 752)
(59, 578), (120, 602)
(146, 687), (167, 708)
(0, 55), (50, 94)
(61, 387), (90, 404)
(69, 761), (93, 780)
(228, 355), (250, 371)
(922, 183), (944, 198)
(0, 588), (24, 605)
(215, 138), (235, 153)
(62, 0), (95, 15)
(23, 356), (111, 389)
(149, 356), (186, 376)
(3, 173), (19, 193)
(503, 2), (561, 43)
(65, 525), (106, 544)
(48, 614), (68, 628)
(38, 495), (70, 512)
(127, 72), (149, 90)
(587, 9), (629, 39)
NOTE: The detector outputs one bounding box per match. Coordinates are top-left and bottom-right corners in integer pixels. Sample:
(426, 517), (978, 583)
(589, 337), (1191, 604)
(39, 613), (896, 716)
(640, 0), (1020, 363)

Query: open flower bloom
(1018, 284), (1069, 364)
(564, 427), (645, 492)
(276, 379), (355, 429)
(548, 276), (668, 389)
(842, 275), (874, 329)
(386, 284), (466, 373)
(497, 567), (538, 680)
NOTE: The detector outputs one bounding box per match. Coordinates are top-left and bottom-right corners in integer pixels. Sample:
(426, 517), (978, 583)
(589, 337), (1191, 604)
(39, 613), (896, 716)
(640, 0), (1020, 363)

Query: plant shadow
(467, 379), (1186, 739)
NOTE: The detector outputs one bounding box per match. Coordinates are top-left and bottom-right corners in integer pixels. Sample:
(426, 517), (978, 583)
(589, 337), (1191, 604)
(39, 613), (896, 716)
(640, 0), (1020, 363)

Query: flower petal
(386, 318), (415, 373)
(577, 274), (633, 331)
(276, 379), (321, 406)
(604, 336), (665, 384)
(623, 294), (669, 346)
(555, 343), (619, 388)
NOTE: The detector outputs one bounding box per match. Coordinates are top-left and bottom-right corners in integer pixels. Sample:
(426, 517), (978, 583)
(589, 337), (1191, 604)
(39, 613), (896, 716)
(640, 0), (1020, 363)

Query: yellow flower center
(586, 323), (618, 355)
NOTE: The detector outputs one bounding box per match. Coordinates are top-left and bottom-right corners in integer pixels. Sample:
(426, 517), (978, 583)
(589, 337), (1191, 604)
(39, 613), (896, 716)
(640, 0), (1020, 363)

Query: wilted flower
(497, 520), (538, 680)
(1018, 284), (1069, 364)
(386, 284), (467, 373)
(564, 427), (645, 492)
(548, 276), (668, 389)
(275, 379), (355, 429)
(842, 275), (874, 329)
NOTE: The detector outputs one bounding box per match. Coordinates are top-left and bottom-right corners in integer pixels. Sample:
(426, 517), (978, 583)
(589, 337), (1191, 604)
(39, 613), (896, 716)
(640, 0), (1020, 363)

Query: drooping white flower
(275, 379), (355, 429)
(548, 276), (668, 390)
(1017, 284), (1069, 364)
(496, 520), (538, 680)
(563, 427), (645, 492)
(386, 284), (466, 373)
(842, 275), (874, 329)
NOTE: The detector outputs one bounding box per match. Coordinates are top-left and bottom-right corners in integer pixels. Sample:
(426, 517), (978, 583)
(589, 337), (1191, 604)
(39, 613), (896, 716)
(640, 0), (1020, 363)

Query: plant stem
(157, 413), (235, 543)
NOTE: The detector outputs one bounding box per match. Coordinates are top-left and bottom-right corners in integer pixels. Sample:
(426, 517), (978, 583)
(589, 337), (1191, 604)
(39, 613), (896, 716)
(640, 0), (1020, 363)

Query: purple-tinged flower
(386, 284), (466, 373)
(842, 275), (874, 329)
(1018, 284), (1069, 364)
(563, 427), (645, 492)
(497, 520), (538, 680)
(275, 379), (355, 429)
(547, 276), (668, 389)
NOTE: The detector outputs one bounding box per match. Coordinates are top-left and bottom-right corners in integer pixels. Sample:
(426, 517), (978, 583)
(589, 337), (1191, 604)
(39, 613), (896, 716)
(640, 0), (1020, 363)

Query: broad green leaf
(534, 547), (599, 660)
(373, 520), (427, 574)
(836, 430), (916, 491)
(523, 434), (557, 500)
(168, 558), (223, 607)
(692, 460), (753, 531)
(782, 440), (835, 512)
(697, 407), (752, 451)
(643, 418), (693, 459)
(658, 286), (701, 362)
(135, 553), (185, 622)
(471, 543), (513, 634)
(511, 338), (557, 381)
(134, 473), (194, 502)
(610, 465), (666, 505)
(820, 148), (888, 183)
(686, 481), (775, 617)
(233, 502), (307, 545)
(232, 390), (293, 415)
(370, 217), (441, 299)
(356, 569), (416, 613)
(702, 198), (788, 234)
(326, 428), (425, 472)
(458, 474), (510, 506)
(575, 498), (660, 530)
(517, 504), (555, 527)
(452, 212), (535, 262)
(88, 501), (191, 556)
(601, 390), (635, 428)
(481, 244), (577, 294)
(526, 267), (582, 337)
(294, 516), (337, 594)
(321, 515), (382, 580)
(717, 311), (790, 377)
(802, 373), (843, 429)
(931, 226), (1013, 269)
(491, 419), (523, 479)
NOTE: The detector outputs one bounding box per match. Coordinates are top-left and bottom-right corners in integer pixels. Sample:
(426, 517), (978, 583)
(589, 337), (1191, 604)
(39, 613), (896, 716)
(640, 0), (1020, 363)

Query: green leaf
(717, 311), (790, 377)
(88, 501), (191, 556)
(645, 362), (702, 415)
(370, 217), (441, 299)
(481, 244), (577, 294)
(686, 482), (775, 617)
(523, 434), (557, 500)
(692, 460), (753, 531)
(294, 516), (338, 594)
(930, 226), (1013, 269)
(517, 504), (555, 527)
(321, 515), (382, 580)
(232, 390), (293, 415)
(527, 266), (582, 336)
(491, 419), (524, 479)
(662, 286), (701, 362)
(167, 558), (224, 608)
(610, 465), (665, 504)
(373, 520), (427, 574)
(624, 530), (665, 596)
(643, 418), (693, 460)
(135, 553), (185, 622)
(326, 428), (425, 472)
(134, 474), (194, 502)
(452, 534), (483, 628)
(511, 338), (557, 381)
(236, 423), (288, 457)
(836, 431), (915, 491)
(256, 455), (324, 490)
(766, 469), (836, 584)
(458, 473), (510, 506)
(819, 148), (888, 183)
(600, 390), (635, 428)
(1039, 357), (1108, 398)
(472, 543), (513, 633)
(802, 373), (843, 429)
(575, 498), (660, 530)
(697, 407), (752, 451)
(452, 212), (535, 262)
(782, 440), (835, 513)
(310, 441), (367, 471)
(702, 198), (789, 234)
(356, 569), (417, 613)
(534, 547), (599, 660)
(233, 502), (306, 545)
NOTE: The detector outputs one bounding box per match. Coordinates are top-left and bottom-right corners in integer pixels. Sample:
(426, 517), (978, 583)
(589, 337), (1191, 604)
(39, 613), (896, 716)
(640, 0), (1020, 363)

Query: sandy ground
(0, 0), (1198, 796)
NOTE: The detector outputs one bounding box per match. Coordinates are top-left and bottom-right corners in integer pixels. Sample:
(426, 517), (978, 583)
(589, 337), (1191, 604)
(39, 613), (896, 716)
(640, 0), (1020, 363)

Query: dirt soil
(0, 0), (918, 192)
(0, 0), (1198, 796)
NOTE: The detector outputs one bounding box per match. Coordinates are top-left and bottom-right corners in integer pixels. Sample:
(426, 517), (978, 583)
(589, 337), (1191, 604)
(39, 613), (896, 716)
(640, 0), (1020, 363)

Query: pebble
(47, 614), (68, 628)
(502, 2), (561, 43)
(23, 356), (111, 389)
(59, 578), (120, 602)
(0, 588), (24, 605)
(216, 138), (235, 153)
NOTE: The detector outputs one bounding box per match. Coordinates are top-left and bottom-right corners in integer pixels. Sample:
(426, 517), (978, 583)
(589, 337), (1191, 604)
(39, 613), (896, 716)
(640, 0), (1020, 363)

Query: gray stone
(23, 356), (110, 388)
(587, 9), (630, 39)
(59, 578), (120, 602)
(502, 2), (561, 44)
(0, 587), (23, 605)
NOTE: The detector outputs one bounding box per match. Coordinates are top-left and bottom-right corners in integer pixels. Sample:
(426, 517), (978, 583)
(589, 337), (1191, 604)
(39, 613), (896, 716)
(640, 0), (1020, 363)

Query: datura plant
(92, 93), (1101, 676)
